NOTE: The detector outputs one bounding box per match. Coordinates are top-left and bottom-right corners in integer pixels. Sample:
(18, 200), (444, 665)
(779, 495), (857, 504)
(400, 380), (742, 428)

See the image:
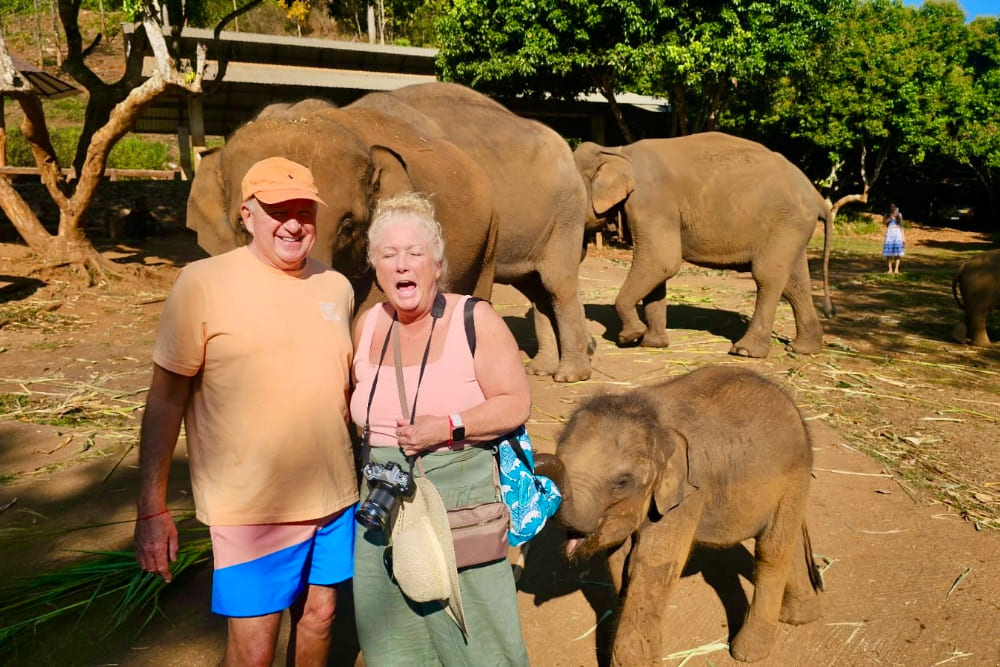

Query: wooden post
(187, 96), (206, 175)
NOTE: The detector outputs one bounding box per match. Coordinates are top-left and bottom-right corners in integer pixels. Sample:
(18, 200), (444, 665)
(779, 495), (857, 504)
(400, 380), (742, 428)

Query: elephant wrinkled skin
(187, 83), (593, 382)
(951, 249), (1000, 347)
(536, 366), (823, 664)
(574, 133), (833, 358)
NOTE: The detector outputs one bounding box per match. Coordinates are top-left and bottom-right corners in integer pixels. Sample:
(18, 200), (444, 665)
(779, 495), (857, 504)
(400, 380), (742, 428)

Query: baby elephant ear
(652, 429), (699, 515)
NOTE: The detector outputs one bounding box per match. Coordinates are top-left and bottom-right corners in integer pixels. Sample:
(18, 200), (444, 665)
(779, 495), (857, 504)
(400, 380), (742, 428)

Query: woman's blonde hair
(367, 193), (447, 277)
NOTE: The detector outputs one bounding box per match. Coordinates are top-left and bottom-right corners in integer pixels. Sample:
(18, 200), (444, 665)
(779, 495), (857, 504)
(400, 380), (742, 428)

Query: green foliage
(0, 523), (210, 652)
(437, 0), (667, 101)
(5, 128), (170, 170)
(107, 136), (171, 170)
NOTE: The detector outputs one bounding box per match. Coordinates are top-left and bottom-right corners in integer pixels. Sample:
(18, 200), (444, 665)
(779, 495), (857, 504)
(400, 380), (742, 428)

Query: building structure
(123, 25), (669, 178)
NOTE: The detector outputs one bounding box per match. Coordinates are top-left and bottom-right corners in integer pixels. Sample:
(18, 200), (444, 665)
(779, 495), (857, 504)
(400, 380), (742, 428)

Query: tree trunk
(596, 76), (635, 144)
(367, 5), (376, 44)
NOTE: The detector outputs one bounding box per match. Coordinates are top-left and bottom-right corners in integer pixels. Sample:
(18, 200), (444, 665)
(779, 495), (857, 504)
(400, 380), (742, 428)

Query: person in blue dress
(882, 204), (906, 273)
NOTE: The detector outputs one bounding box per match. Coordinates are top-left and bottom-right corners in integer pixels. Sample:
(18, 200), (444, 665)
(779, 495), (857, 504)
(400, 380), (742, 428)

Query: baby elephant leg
(731, 502), (805, 662)
(611, 498), (704, 666)
(779, 523), (822, 625)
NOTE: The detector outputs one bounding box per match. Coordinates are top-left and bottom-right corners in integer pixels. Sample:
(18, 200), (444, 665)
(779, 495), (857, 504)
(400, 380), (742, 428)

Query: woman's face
(371, 219), (442, 320)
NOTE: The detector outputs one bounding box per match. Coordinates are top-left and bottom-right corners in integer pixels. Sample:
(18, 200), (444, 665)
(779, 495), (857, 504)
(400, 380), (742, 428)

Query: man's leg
(287, 583), (337, 666)
(222, 612), (282, 667)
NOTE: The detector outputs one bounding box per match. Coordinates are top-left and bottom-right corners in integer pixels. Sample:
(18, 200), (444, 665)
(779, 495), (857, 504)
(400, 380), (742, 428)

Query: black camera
(356, 461), (414, 531)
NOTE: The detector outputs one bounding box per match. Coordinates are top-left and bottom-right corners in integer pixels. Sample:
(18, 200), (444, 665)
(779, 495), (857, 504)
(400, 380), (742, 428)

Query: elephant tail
(802, 522), (825, 592)
(820, 203), (835, 318)
(952, 270), (965, 310)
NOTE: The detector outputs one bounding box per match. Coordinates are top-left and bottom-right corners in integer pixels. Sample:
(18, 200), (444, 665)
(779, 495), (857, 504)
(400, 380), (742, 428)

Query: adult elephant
(188, 83), (592, 382)
(951, 249), (1000, 346)
(348, 83), (591, 382)
(187, 98), (497, 318)
(574, 133), (833, 358)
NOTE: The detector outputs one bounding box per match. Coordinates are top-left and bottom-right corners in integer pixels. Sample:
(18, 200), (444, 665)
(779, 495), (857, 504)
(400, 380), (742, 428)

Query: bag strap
(505, 428), (534, 473)
(462, 296), (535, 474)
(463, 296), (484, 356)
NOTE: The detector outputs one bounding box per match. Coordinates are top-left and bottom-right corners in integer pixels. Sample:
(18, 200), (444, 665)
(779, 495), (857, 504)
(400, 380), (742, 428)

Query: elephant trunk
(533, 453), (565, 489)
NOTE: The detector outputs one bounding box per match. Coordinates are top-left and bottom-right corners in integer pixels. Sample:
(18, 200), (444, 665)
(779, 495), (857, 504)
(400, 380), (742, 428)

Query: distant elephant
(951, 249), (1000, 346)
(535, 366), (823, 664)
(188, 83), (593, 382)
(574, 133), (833, 358)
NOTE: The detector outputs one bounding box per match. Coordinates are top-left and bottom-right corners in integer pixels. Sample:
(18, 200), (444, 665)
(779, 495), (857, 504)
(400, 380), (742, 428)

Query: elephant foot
(786, 336), (823, 355)
(553, 359), (592, 383)
(526, 353), (559, 377)
(617, 324), (647, 346)
(640, 330), (670, 348)
(951, 322), (968, 344)
(729, 335), (771, 358)
(730, 619), (777, 663)
(972, 335), (994, 347)
(779, 593), (821, 625)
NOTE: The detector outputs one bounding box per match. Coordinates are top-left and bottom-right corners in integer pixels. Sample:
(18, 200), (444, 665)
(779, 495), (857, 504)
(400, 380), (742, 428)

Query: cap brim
(254, 188), (327, 207)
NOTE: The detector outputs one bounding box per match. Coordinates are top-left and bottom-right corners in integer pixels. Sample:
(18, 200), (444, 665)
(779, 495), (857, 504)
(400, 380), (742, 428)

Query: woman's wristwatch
(449, 413), (465, 441)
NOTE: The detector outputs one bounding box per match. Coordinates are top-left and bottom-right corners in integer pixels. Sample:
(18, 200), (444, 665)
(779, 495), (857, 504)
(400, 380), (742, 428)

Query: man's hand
(134, 511), (179, 582)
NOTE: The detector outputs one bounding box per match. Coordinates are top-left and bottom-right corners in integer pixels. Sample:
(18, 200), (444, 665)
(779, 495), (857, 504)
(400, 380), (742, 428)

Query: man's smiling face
(240, 197), (319, 272)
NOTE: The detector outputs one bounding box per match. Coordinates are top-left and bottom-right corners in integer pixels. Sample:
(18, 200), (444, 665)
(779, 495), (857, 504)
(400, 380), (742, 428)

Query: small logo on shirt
(319, 302), (342, 321)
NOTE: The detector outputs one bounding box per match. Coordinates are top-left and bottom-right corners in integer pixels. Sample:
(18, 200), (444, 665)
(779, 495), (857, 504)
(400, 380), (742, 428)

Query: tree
(436, 0), (838, 141)
(938, 16), (1000, 218)
(644, 0), (845, 136)
(0, 1), (206, 278)
(437, 0), (670, 142)
(741, 0), (971, 218)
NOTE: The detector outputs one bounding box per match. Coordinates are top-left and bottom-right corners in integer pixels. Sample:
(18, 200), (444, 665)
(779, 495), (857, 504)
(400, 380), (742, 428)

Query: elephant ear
(591, 152), (635, 216)
(370, 144), (415, 201)
(187, 148), (243, 256)
(652, 428), (699, 515)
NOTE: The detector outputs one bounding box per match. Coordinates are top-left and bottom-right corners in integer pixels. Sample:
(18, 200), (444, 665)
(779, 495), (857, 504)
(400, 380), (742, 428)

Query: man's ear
(652, 429), (698, 514)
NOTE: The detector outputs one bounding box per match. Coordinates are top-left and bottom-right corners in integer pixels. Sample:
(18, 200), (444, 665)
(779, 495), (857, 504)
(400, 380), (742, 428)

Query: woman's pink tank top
(350, 295), (486, 449)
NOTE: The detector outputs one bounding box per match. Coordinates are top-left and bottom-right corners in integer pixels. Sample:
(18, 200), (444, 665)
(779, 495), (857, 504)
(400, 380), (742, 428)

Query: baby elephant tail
(803, 523), (825, 593)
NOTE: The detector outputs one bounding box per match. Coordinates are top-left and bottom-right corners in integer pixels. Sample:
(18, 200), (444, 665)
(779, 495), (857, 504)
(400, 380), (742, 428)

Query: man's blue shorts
(209, 504), (357, 617)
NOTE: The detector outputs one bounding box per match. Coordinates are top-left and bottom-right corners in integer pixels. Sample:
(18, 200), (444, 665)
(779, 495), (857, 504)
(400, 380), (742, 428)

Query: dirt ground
(2, 199), (1000, 666)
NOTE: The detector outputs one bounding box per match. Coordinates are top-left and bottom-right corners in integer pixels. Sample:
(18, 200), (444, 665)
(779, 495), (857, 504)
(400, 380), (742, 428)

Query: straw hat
(391, 476), (467, 636)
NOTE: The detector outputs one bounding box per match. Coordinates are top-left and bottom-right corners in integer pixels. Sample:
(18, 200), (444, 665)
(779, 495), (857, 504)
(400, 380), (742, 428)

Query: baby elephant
(951, 249), (1000, 347)
(536, 366), (822, 664)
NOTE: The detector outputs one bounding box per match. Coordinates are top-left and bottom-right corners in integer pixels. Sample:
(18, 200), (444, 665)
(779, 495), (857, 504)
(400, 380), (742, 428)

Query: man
(134, 157), (357, 666)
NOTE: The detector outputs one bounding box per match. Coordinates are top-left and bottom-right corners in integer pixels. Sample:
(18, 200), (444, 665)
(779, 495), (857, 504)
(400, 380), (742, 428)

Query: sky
(902, 0), (998, 21)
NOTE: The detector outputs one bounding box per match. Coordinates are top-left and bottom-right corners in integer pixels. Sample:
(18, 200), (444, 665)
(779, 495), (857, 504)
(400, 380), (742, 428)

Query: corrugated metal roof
(8, 54), (81, 99)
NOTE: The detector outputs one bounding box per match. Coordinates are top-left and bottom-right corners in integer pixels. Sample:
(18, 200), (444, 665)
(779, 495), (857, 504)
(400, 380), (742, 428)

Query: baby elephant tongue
(565, 537), (583, 557)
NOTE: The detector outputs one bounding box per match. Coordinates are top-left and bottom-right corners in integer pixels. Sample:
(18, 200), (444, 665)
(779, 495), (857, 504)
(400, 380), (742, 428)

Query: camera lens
(355, 483), (397, 531)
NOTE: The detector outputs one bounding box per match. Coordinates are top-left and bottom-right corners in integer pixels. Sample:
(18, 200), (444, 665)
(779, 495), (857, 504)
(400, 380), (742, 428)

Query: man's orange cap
(241, 157), (327, 206)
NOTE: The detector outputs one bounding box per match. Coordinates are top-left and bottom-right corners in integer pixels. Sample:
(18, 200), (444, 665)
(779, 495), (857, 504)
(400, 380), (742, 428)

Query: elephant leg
(615, 233), (679, 348)
(778, 523), (822, 625)
(731, 254), (788, 358)
(515, 277), (560, 377)
(610, 497), (704, 667)
(731, 496), (807, 662)
(967, 308), (992, 347)
(782, 252), (824, 354)
(537, 243), (593, 383)
(640, 283), (669, 348)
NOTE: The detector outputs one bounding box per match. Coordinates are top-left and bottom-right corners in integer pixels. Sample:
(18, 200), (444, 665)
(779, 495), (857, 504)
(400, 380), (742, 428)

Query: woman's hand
(394, 415), (451, 456)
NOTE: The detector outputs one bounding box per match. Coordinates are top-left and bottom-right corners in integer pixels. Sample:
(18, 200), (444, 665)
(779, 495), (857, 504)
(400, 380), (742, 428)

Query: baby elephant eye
(611, 474), (634, 494)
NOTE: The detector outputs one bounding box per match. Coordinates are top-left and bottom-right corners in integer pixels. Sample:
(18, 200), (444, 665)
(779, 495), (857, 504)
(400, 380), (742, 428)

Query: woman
(882, 204), (906, 274)
(350, 192), (531, 665)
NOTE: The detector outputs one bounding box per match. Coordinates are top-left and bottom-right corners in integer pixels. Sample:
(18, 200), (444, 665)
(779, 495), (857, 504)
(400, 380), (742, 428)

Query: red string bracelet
(447, 415), (454, 445)
(137, 508), (170, 522)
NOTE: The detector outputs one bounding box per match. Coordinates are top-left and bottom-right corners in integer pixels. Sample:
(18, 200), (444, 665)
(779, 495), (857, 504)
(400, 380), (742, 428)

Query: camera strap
(363, 293), (445, 474)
